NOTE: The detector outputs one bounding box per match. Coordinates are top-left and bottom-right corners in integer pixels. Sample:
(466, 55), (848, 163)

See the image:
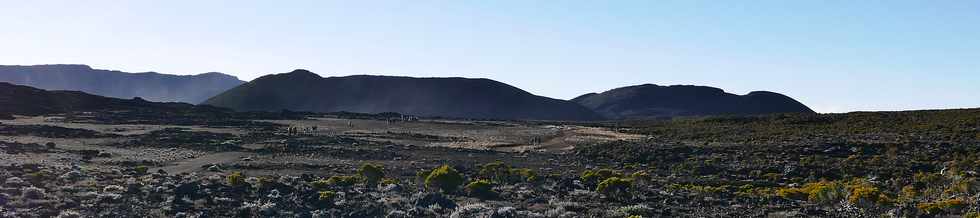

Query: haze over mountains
(572, 84), (815, 119)
(203, 70), (603, 121)
(1, 65), (816, 120)
(0, 82), (216, 116)
(0, 65), (244, 103)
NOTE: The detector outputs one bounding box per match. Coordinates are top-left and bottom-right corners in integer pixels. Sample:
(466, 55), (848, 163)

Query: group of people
(283, 125), (320, 136)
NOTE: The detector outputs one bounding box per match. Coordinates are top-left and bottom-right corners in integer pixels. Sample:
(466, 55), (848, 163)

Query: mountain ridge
(572, 83), (814, 119)
(204, 69), (602, 121)
(0, 64), (244, 103)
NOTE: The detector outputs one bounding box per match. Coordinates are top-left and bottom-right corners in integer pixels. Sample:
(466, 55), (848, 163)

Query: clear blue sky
(2, 1), (978, 113)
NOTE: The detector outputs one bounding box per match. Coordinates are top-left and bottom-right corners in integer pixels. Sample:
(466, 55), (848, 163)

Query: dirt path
(3, 116), (243, 135)
(156, 151), (250, 174)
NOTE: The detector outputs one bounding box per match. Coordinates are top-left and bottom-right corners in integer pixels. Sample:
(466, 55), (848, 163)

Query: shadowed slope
(0, 64), (244, 103)
(204, 70), (601, 121)
(572, 84), (814, 119)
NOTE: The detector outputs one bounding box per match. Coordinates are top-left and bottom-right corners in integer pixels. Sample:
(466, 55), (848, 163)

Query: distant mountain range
(0, 64), (816, 120)
(0, 64), (244, 103)
(0, 82), (214, 116)
(203, 70), (602, 121)
(572, 84), (814, 119)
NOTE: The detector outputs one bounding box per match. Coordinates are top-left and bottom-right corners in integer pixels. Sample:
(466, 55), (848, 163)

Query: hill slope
(572, 84), (814, 119)
(203, 70), (601, 121)
(0, 64), (244, 103)
(0, 82), (223, 116)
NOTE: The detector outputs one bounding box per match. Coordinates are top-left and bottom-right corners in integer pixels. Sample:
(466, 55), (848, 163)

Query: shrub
(945, 177), (977, 195)
(667, 184), (728, 195)
(255, 176), (277, 190)
(776, 187), (808, 200)
(736, 185), (776, 198)
(318, 191), (337, 202)
(381, 178), (400, 186)
(417, 169), (432, 183)
(596, 177), (633, 198)
(807, 181), (847, 204)
(425, 165), (465, 193)
(310, 180), (331, 190)
(630, 171), (651, 183)
(317, 191), (337, 208)
(133, 166), (148, 175)
(917, 198), (966, 215)
(358, 164), (385, 186)
(611, 204), (654, 217)
(509, 168), (538, 183)
(581, 169), (622, 188)
(478, 162), (511, 181)
(325, 176), (360, 187)
(478, 162), (537, 184)
(964, 212), (980, 218)
(914, 172), (943, 188)
(227, 171), (245, 187)
(897, 185), (917, 203)
(763, 173), (781, 181)
(847, 181), (890, 206)
(776, 180), (852, 205)
(465, 180), (496, 199)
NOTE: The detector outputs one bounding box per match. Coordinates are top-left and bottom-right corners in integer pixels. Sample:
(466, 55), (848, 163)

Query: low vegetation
(424, 165), (466, 193)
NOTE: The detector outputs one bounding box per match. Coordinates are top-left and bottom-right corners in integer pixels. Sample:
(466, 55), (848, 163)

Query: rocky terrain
(0, 65), (244, 103)
(0, 102), (977, 217)
(1, 80), (978, 218)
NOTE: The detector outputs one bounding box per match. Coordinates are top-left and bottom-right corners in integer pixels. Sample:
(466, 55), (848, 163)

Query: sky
(1, 1), (978, 113)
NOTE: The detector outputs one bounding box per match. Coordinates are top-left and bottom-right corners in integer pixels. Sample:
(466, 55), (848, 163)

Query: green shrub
(944, 177), (977, 195)
(847, 181), (890, 206)
(897, 185), (917, 203)
(964, 212), (980, 218)
(777, 179), (890, 206)
(596, 177), (633, 198)
(381, 178), (400, 186)
(630, 171), (650, 181)
(777, 180), (845, 203)
(425, 165), (465, 193)
(256, 176), (277, 190)
(134, 166), (148, 175)
(317, 190), (337, 208)
(807, 181), (847, 204)
(735, 184), (775, 198)
(613, 204), (654, 217)
(318, 190), (337, 201)
(478, 161), (511, 181)
(326, 175), (360, 187)
(666, 184), (728, 195)
(581, 169), (622, 188)
(478, 162), (538, 184)
(227, 171), (245, 187)
(776, 187), (808, 200)
(358, 163), (385, 186)
(417, 169), (432, 183)
(509, 168), (538, 183)
(310, 180), (331, 190)
(917, 198), (966, 215)
(465, 179), (496, 199)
